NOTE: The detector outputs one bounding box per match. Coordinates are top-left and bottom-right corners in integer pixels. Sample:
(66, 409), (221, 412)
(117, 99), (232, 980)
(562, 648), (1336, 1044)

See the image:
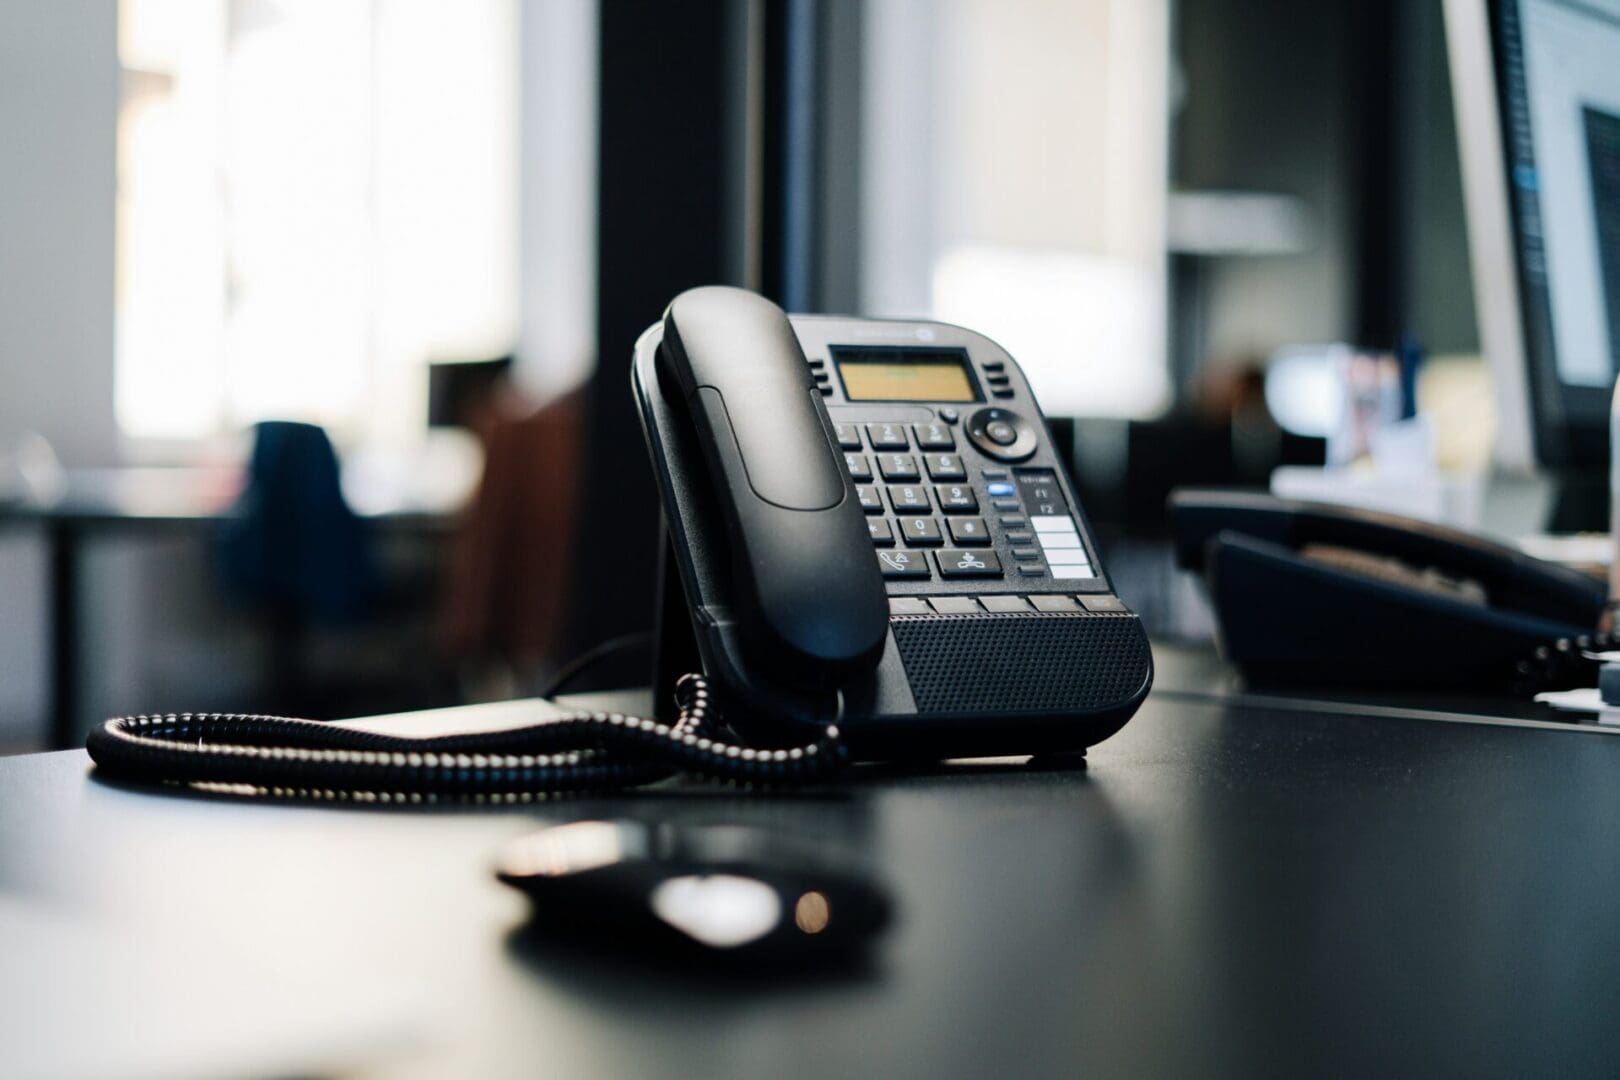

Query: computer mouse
(495, 820), (890, 962)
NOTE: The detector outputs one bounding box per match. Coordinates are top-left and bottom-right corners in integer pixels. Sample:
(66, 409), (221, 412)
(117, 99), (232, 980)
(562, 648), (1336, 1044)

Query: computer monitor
(1446, 0), (1620, 473)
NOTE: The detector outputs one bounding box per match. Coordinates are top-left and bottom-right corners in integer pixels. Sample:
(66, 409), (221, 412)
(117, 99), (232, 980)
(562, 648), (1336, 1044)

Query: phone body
(1169, 489), (1608, 690)
(632, 287), (1152, 761)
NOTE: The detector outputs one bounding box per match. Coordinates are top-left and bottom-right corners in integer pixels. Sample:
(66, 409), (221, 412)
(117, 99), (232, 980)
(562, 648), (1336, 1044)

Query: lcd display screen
(831, 347), (980, 402)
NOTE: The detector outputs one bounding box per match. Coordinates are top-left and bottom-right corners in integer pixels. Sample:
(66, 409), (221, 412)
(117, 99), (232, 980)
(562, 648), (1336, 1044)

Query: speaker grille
(889, 613), (1152, 716)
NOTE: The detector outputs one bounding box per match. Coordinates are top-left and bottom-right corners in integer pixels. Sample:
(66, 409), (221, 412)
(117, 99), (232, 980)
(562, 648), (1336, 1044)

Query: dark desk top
(6, 683), (1620, 1078)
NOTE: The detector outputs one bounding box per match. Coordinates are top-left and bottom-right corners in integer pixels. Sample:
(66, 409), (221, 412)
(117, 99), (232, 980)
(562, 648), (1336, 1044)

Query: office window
(115, 0), (519, 445)
(860, 0), (1171, 418)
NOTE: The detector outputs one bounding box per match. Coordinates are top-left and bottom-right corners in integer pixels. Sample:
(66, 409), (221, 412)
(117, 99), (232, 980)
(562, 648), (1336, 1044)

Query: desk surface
(6, 682), (1620, 1078)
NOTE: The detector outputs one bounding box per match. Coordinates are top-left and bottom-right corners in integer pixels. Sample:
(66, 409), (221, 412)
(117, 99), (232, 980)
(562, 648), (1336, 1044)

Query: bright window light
(115, 0), (518, 447)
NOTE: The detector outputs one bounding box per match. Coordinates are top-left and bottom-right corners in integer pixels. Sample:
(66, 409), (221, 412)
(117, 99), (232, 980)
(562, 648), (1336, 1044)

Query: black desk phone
(86, 287), (1149, 799)
(1170, 489), (1610, 691)
(633, 286), (1152, 760)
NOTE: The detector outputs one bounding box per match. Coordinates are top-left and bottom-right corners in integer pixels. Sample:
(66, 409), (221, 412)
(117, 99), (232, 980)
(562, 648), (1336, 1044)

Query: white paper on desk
(0, 897), (429, 1080)
(1534, 687), (1620, 724)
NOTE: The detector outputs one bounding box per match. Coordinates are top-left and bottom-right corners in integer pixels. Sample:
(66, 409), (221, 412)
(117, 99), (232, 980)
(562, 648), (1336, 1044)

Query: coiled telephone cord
(85, 674), (847, 802)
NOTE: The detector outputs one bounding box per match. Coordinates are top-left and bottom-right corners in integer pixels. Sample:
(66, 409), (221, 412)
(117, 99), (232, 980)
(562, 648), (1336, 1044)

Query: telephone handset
(657, 287), (888, 686)
(636, 286), (1153, 759)
(1169, 489), (1610, 691)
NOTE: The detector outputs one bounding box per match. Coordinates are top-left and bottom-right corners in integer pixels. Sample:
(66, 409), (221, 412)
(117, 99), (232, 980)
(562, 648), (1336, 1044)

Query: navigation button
(935, 549), (1002, 578)
(877, 549), (930, 578)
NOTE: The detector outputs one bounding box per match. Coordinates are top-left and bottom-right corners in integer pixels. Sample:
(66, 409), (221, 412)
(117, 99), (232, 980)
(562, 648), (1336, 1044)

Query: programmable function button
(845, 453), (871, 481)
(888, 597), (932, 614)
(935, 484), (978, 513)
(913, 422), (956, 450)
(1031, 515), (1095, 579)
(897, 516), (943, 547)
(866, 422), (910, 450)
(924, 453), (966, 480)
(857, 485), (883, 513)
(979, 595), (1032, 613)
(888, 485), (931, 513)
(834, 423), (863, 450)
(867, 519), (894, 545)
(877, 549), (930, 578)
(986, 481), (1016, 498)
(1029, 595), (1082, 612)
(935, 549), (1002, 578)
(928, 596), (980, 614)
(946, 517), (991, 546)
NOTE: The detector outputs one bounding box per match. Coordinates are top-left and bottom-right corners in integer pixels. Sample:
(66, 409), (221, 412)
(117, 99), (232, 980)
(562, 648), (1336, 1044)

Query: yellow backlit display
(836, 356), (978, 402)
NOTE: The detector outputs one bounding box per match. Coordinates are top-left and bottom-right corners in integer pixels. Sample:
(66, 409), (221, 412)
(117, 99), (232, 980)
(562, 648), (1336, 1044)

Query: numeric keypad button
(833, 423), (863, 450)
(935, 485), (978, 513)
(867, 518), (895, 546)
(856, 485), (883, 513)
(913, 422), (955, 450)
(887, 485), (931, 513)
(924, 453), (966, 481)
(866, 423), (909, 450)
(898, 517), (943, 547)
(877, 453), (920, 481)
(946, 517), (991, 546)
(845, 453), (872, 481)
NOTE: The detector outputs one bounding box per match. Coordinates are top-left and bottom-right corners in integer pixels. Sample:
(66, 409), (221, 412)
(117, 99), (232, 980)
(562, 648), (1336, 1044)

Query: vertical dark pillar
(1349, 0), (1404, 351)
(574, 0), (732, 659)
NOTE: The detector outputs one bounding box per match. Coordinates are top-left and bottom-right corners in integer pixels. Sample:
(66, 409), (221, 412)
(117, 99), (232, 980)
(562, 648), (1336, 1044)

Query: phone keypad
(877, 453), (920, 481)
(898, 517), (943, 546)
(838, 411), (1095, 588)
(867, 423), (909, 450)
(935, 485), (977, 513)
(887, 485), (931, 513)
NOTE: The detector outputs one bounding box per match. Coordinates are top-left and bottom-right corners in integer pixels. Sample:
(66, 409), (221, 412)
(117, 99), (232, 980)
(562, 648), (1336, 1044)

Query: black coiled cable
(85, 674), (846, 803)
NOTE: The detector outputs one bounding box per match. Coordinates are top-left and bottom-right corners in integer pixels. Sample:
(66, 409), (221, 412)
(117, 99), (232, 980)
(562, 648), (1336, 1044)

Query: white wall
(516, 0), (598, 401)
(0, 0), (118, 467)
